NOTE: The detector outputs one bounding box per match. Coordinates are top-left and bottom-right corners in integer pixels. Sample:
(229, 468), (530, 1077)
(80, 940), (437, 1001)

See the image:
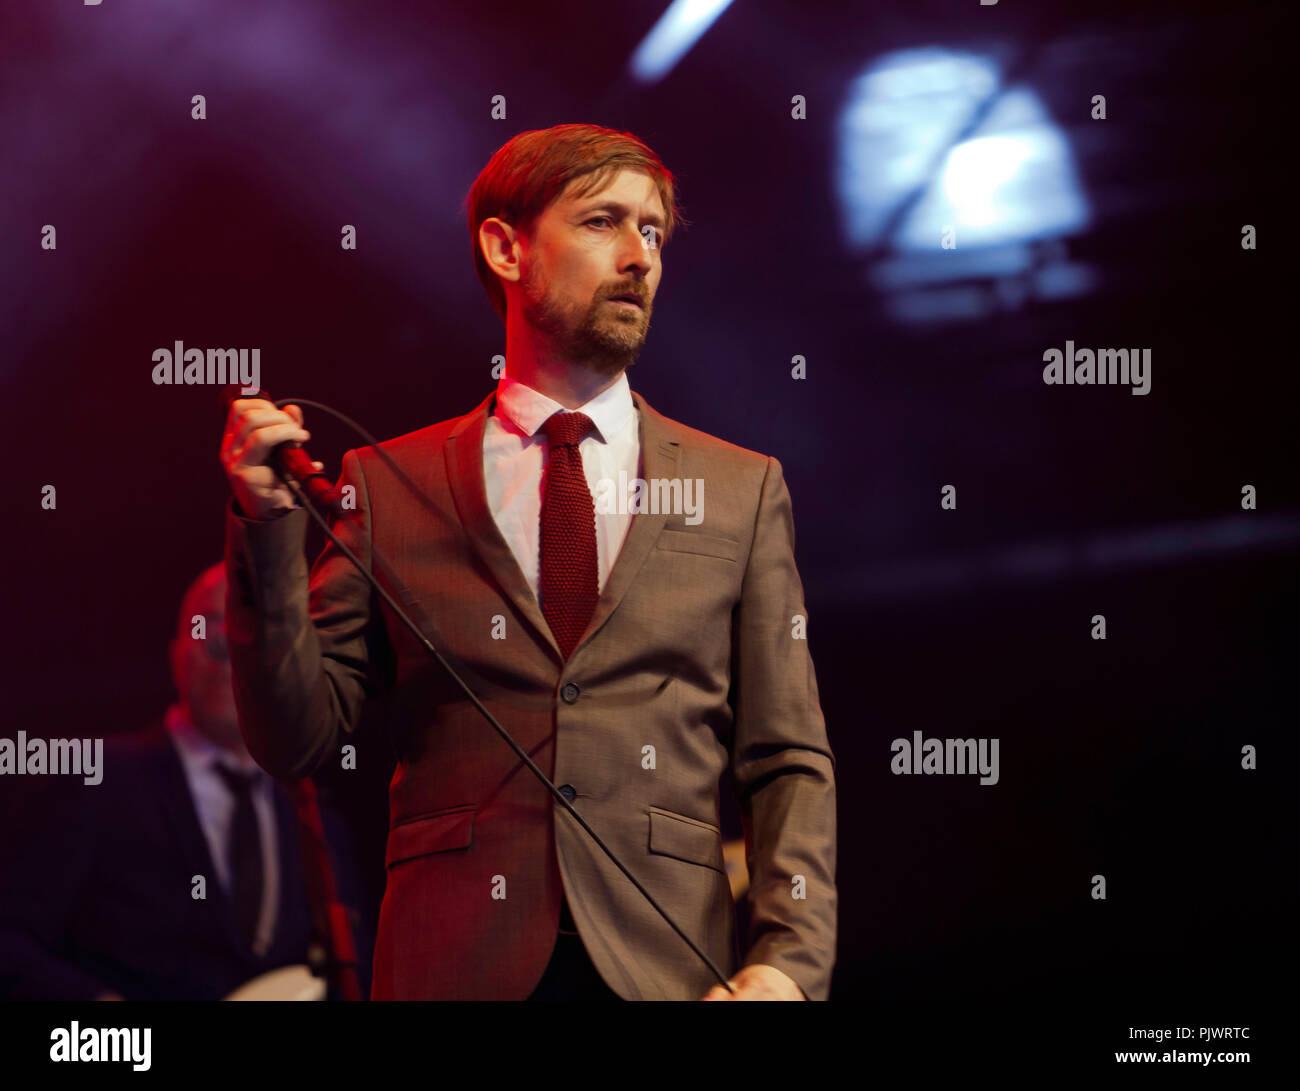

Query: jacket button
(561, 682), (580, 703)
(558, 784), (576, 802)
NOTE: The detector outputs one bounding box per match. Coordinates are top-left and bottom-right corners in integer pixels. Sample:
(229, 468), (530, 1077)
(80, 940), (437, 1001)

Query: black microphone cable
(236, 390), (737, 996)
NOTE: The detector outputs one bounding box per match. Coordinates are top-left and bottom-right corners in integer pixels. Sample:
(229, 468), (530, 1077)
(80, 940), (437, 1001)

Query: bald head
(174, 563), (226, 641)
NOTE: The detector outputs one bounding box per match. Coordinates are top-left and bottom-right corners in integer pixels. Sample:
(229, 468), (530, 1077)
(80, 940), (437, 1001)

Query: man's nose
(616, 223), (654, 273)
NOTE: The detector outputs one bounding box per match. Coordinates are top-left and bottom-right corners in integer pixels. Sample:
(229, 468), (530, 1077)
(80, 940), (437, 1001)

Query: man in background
(0, 563), (372, 1000)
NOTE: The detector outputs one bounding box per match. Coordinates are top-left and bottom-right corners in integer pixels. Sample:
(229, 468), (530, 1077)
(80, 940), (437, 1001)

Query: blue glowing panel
(901, 89), (1090, 249)
(836, 48), (1091, 253)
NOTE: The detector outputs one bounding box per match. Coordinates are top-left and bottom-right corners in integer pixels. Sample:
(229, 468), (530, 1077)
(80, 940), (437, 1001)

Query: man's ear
(479, 217), (522, 284)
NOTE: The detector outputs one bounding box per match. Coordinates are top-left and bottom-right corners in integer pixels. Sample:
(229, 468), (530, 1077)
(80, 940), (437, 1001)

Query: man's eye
(586, 217), (613, 228)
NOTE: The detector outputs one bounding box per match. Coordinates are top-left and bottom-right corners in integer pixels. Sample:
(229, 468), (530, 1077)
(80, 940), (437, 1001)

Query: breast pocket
(647, 807), (726, 873)
(654, 530), (740, 564)
(385, 804), (476, 869)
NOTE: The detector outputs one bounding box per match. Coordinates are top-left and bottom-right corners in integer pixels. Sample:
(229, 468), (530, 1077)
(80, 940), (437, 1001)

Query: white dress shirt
(165, 703), (279, 957)
(483, 370), (641, 603)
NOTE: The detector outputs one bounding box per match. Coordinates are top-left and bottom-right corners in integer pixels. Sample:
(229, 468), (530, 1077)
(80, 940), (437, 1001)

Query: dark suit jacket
(0, 718), (371, 1000)
(224, 388), (837, 1000)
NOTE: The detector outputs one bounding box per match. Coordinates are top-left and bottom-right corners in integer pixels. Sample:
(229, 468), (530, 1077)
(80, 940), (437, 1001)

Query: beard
(521, 259), (650, 375)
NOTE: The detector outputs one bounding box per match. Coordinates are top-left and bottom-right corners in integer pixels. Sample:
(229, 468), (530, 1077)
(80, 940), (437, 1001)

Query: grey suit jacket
(224, 387), (837, 999)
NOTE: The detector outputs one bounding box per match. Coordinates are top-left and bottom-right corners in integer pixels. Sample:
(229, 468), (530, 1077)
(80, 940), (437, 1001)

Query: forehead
(554, 168), (664, 216)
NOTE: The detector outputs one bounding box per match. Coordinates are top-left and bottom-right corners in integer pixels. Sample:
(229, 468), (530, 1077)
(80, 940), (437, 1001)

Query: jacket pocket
(647, 806), (726, 873)
(654, 530), (739, 563)
(386, 804), (476, 868)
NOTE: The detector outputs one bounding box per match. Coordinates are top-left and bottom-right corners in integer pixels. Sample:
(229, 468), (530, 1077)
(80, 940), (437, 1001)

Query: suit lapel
(153, 728), (247, 954)
(444, 387), (679, 663)
(157, 724), (300, 960)
(573, 390), (678, 657)
(446, 390), (562, 660)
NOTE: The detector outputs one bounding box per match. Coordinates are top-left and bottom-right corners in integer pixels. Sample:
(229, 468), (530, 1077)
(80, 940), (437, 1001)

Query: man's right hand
(220, 397), (323, 520)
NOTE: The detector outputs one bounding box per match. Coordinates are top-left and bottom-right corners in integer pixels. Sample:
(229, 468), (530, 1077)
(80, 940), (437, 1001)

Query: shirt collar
(494, 370), (634, 445)
(164, 703), (261, 779)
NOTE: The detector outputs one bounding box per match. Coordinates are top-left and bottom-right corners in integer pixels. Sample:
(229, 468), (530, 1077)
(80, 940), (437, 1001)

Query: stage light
(629, 0), (735, 85)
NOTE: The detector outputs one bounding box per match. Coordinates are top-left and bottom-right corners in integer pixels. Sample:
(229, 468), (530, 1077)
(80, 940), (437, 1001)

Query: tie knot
(214, 762), (259, 797)
(542, 411), (594, 449)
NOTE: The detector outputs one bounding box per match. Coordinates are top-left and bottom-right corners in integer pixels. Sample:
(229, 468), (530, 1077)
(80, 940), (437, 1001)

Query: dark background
(1, 0), (1291, 1012)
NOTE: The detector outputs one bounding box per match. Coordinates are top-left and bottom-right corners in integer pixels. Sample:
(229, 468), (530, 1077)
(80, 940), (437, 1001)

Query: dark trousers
(526, 898), (622, 1001)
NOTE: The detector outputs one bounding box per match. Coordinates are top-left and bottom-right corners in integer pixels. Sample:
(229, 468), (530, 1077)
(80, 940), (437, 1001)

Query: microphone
(223, 385), (340, 513)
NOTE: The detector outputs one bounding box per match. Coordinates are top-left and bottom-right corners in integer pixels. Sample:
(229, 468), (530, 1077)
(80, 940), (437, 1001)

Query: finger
(231, 407), (298, 448)
(224, 397), (276, 434)
(237, 423), (311, 466)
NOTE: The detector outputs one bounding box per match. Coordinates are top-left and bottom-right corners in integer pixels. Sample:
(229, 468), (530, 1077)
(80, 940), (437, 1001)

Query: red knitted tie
(539, 411), (598, 659)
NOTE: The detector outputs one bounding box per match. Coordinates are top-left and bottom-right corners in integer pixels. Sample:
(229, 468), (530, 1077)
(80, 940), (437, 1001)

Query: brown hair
(464, 123), (687, 324)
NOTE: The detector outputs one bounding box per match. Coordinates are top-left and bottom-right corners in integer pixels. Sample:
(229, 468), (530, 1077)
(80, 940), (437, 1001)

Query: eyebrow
(575, 201), (666, 231)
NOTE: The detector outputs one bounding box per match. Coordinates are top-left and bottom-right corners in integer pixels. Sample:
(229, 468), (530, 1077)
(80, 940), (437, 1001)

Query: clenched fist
(220, 397), (322, 520)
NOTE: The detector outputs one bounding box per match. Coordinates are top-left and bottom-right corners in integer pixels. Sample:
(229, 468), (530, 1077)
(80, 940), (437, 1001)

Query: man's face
(514, 168), (665, 373)
(170, 574), (242, 752)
